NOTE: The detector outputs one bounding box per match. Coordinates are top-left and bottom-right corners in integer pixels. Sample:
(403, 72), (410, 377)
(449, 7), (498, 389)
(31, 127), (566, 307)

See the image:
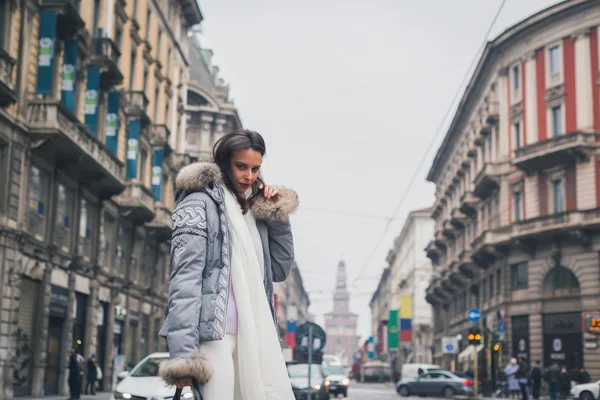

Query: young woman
(158, 130), (298, 400)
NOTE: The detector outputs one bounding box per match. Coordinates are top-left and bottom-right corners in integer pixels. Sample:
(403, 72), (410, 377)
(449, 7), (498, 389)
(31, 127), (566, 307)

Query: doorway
(44, 316), (64, 395)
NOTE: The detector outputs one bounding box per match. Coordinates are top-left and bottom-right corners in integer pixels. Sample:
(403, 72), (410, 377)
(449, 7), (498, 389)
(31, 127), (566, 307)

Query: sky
(197, 0), (560, 341)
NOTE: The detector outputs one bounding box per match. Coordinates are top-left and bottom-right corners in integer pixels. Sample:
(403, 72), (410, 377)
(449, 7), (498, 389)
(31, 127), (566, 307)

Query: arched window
(543, 267), (579, 292)
(187, 91), (209, 106)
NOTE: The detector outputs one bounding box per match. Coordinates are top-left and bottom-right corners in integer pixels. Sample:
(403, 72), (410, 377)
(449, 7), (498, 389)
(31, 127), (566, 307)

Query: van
(401, 363), (441, 380)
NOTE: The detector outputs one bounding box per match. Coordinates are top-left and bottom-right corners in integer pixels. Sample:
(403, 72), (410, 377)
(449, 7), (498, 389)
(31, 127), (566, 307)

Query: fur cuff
(159, 348), (213, 386)
(252, 187), (299, 221)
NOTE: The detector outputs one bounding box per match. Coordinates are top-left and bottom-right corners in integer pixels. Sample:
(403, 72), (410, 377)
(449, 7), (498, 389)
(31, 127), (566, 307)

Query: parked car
(396, 369), (473, 398)
(571, 380), (600, 400)
(287, 363), (329, 400)
(110, 352), (195, 400)
(400, 363), (441, 380)
(322, 364), (350, 398)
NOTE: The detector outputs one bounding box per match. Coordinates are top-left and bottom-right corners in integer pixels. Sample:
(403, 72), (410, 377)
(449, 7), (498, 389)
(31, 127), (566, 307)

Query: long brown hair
(213, 129), (266, 214)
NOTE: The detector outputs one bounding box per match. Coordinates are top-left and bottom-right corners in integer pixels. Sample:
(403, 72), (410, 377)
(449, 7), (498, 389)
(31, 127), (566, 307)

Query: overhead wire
(350, 0), (509, 284)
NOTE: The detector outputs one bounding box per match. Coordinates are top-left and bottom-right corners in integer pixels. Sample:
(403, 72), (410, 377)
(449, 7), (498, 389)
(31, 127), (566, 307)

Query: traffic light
(468, 327), (482, 345)
(493, 343), (500, 352)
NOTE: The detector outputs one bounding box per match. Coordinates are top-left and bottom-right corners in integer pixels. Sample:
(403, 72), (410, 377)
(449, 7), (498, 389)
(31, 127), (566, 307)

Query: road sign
(296, 322), (327, 353)
(467, 308), (481, 323)
(442, 336), (458, 354)
(498, 321), (505, 333)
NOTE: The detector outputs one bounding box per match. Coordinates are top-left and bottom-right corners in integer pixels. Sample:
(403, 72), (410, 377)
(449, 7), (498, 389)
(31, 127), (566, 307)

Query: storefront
(44, 285), (69, 395)
(511, 315), (530, 361)
(543, 312), (583, 370)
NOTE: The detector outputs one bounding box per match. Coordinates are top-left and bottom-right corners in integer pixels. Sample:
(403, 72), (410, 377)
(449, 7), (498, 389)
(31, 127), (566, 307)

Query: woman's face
(230, 148), (262, 191)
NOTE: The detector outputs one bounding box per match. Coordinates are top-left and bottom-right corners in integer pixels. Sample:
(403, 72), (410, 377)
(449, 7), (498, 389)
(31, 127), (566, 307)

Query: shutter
(538, 172), (548, 216)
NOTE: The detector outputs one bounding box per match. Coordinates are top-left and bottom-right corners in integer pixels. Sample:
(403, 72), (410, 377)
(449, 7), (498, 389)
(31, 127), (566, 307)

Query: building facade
(369, 267), (390, 360)
(425, 0), (600, 380)
(324, 260), (359, 366)
(0, 0), (201, 396)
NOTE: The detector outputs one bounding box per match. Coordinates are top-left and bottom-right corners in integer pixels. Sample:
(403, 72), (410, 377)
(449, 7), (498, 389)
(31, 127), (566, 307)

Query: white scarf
(223, 189), (295, 400)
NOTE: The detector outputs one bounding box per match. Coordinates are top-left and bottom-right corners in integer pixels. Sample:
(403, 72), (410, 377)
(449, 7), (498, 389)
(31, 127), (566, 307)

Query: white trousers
(198, 334), (241, 400)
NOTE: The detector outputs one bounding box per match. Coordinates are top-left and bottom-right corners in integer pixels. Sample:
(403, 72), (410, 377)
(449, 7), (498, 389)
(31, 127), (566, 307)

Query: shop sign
(49, 286), (69, 318)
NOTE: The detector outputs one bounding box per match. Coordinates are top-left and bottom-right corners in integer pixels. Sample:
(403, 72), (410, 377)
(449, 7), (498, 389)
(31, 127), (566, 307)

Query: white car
(571, 380), (600, 400)
(111, 352), (195, 400)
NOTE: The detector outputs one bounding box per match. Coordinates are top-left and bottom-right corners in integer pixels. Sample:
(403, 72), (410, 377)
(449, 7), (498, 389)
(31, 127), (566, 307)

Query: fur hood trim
(175, 162), (299, 220)
(158, 348), (212, 386)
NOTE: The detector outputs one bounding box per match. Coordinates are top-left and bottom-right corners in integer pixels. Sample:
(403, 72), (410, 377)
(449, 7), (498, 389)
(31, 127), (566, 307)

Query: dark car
(287, 363), (329, 400)
(396, 370), (474, 398)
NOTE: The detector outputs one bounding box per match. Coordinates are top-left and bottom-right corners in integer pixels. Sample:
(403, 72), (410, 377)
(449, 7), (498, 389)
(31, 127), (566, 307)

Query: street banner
(152, 148), (164, 200)
(368, 336), (374, 359)
(84, 67), (101, 135)
(105, 91), (120, 154)
(388, 310), (399, 350)
(400, 295), (413, 343)
(60, 40), (78, 112)
(126, 119), (141, 179)
(36, 12), (57, 94)
(286, 305), (297, 348)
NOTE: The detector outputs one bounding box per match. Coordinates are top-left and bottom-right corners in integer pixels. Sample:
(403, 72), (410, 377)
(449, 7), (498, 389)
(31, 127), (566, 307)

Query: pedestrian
(579, 368), (591, 384)
(157, 130), (299, 400)
(505, 358), (521, 399)
(67, 349), (83, 400)
(517, 357), (530, 400)
(85, 353), (98, 395)
(558, 367), (571, 400)
(531, 360), (542, 400)
(545, 363), (560, 400)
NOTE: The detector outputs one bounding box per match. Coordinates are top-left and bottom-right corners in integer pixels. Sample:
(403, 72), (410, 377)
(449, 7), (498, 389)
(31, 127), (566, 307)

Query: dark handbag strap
(173, 388), (183, 400)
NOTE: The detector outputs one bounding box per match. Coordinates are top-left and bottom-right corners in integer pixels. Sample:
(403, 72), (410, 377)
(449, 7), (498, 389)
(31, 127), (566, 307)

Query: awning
(458, 344), (484, 362)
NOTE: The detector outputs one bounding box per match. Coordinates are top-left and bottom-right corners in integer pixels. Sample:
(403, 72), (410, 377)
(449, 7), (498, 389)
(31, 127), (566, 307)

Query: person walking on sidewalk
(158, 130), (299, 400)
(530, 360), (542, 400)
(68, 349), (84, 400)
(85, 354), (98, 395)
(505, 358), (521, 399)
(545, 363), (560, 400)
(516, 357), (530, 400)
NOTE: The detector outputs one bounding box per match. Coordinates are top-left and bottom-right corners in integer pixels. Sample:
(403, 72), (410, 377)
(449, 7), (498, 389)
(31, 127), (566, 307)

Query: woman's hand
(175, 377), (193, 389)
(259, 184), (279, 199)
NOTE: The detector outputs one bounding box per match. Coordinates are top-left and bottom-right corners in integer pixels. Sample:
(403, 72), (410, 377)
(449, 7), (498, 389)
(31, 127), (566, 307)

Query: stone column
(83, 284), (99, 359)
(131, 299), (142, 363)
(121, 294), (130, 365)
(497, 68), (510, 161)
(31, 264), (52, 398)
(213, 116), (227, 147)
(58, 272), (76, 396)
(524, 52), (538, 145)
(199, 114), (214, 161)
(574, 29), (593, 131)
(102, 290), (117, 392)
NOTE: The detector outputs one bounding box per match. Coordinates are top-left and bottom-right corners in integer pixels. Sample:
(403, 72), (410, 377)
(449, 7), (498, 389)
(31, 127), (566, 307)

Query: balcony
(457, 249), (476, 278)
(459, 191), (478, 215)
(150, 124), (171, 146)
(147, 203), (172, 241)
(486, 101), (499, 125)
(27, 99), (125, 197)
(513, 131), (595, 172)
(89, 38), (123, 89)
(171, 152), (193, 171)
(113, 180), (156, 223)
(434, 231), (447, 250)
(471, 226), (512, 267)
(442, 220), (456, 238)
(473, 162), (504, 199)
(450, 208), (467, 229)
(40, 0), (84, 37)
(0, 49), (17, 106)
(425, 240), (442, 262)
(123, 91), (150, 126)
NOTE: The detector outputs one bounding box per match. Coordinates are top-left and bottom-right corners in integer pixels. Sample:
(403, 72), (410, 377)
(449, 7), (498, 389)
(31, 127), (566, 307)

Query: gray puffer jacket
(158, 162), (298, 388)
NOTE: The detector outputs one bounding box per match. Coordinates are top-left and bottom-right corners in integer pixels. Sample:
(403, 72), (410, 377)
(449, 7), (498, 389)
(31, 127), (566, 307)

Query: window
(129, 49), (137, 91)
(114, 25), (123, 65)
(27, 165), (49, 239)
(132, 0), (138, 20)
(481, 278), (486, 302)
(0, 143), (6, 214)
(145, 10), (151, 41)
(156, 29), (162, 61)
(513, 191), (522, 222)
(513, 122), (521, 149)
(103, 213), (117, 268)
(489, 274), (494, 299)
(0, 0), (7, 48)
(552, 105), (562, 137)
(496, 269), (502, 296)
(543, 266), (579, 292)
(78, 199), (94, 259)
(143, 69), (148, 92)
(92, 0), (101, 36)
(139, 148), (148, 184)
(153, 86), (159, 121)
(552, 179), (564, 213)
(549, 46), (560, 75)
(167, 0), (173, 22)
(511, 262), (528, 290)
(116, 225), (133, 277)
(142, 242), (157, 288)
(512, 65), (520, 90)
(166, 48), (171, 75)
(54, 184), (75, 250)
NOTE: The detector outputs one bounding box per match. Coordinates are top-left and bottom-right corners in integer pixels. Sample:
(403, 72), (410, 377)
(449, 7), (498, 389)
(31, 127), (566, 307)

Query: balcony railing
(513, 131), (595, 172)
(473, 162), (505, 199)
(40, 0), (84, 37)
(27, 99), (125, 196)
(113, 181), (156, 223)
(0, 48), (17, 106)
(90, 38), (123, 88)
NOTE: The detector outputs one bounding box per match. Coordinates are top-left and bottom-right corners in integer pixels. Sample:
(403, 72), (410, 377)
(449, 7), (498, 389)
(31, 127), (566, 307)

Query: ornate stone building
(324, 260), (359, 366)
(0, 0), (200, 396)
(425, 0), (600, 380)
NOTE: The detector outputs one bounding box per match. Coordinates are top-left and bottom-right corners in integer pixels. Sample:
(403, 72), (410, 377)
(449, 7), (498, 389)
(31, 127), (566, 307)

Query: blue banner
(126, 119), (141, 180)
(105, 92), (120, 154)
(368, 336), (374, 359)
(35, 12), (57, 94)
(84, 67), (101, 135)
(60, 40), (78, 112)
(151, 148), (164, 201)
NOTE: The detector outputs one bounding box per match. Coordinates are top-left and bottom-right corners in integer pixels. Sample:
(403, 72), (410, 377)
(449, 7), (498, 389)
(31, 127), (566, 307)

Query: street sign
(442, 336), (458, 354)
(498, 321), (505, 333)
(467, 308), (481, 323)
(296, 322), (327, 353)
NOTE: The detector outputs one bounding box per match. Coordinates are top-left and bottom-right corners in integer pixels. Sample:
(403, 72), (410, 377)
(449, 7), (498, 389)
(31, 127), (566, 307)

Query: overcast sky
(198, 0), (560, 340)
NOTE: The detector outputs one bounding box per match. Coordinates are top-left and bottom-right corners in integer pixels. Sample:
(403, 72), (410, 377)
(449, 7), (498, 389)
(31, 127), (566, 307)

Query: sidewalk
(20, 392), (111, 400)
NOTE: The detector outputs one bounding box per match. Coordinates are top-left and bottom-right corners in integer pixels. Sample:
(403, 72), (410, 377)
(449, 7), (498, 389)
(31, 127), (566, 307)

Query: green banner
(388, 310), (399, 350)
